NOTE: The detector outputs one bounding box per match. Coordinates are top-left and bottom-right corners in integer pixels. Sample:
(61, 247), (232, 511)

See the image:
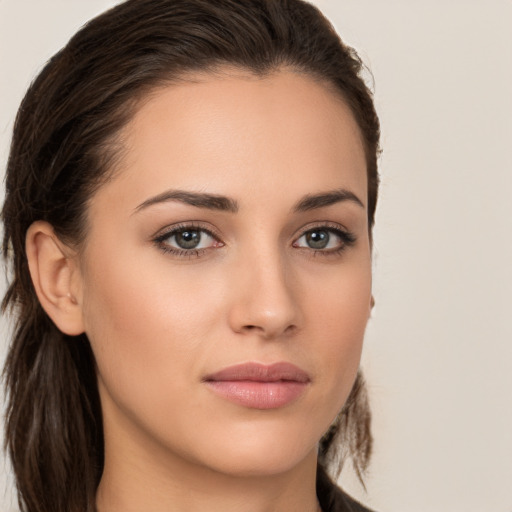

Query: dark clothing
(316, 465), (375, 512)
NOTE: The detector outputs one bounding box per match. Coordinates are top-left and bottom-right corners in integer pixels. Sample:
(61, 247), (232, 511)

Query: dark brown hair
(1, 1), (380, 511)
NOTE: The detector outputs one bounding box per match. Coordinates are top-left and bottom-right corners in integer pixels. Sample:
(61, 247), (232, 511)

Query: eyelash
(152, 221), (356, 259)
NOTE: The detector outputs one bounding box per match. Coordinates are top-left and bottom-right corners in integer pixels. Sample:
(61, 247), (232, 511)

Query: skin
(27, 68), (372, 512)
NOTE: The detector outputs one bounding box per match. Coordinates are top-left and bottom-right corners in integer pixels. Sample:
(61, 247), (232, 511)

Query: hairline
(75, 63), (371, 251)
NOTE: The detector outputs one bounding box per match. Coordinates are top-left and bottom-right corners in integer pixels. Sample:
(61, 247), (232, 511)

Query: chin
(183, 418), (321, 478)
(203, 448), (314, 478)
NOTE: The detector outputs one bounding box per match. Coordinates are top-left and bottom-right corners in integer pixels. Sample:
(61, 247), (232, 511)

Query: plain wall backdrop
(1, 1), (511, 511)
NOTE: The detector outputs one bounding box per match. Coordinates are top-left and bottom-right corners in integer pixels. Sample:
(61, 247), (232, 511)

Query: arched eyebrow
(134, 190), (239, 214)
(293, 188), (364, 212)
(133, 187), (364, 214)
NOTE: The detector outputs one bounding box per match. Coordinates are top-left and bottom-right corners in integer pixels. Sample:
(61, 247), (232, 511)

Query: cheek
(80, 248), (220, 411)
(79, 228), (371, 458)
(304, 260), (371, 413)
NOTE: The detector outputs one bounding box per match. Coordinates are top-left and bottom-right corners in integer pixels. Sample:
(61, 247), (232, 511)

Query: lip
(203, 362), (310, 410)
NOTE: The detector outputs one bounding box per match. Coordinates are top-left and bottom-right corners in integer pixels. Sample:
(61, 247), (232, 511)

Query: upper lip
(203, 362), (310, 383)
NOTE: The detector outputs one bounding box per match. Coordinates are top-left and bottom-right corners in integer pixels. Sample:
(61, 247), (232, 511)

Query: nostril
(284, 324), (297, 335)
(240, 323), (298, 339)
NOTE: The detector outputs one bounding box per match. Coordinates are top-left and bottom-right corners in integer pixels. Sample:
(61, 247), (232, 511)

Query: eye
(153, 223), (223, 257)
(167, 228), (212, 250)
(293, 225), (356, 255)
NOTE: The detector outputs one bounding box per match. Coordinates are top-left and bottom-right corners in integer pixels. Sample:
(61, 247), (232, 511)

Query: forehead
(98, 68), (367, 213)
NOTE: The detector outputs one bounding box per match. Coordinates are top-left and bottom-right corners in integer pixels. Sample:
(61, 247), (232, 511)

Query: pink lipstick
(203, 362), (310, 409)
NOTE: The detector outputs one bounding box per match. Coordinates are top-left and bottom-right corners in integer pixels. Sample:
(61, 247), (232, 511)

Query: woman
(1, 1), (380, 511)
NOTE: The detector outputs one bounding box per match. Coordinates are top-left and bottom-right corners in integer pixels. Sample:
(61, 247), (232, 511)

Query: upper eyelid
(295, 221), (351, 237)
(153, 221), (222, 241)
(302, 221), (346, 230)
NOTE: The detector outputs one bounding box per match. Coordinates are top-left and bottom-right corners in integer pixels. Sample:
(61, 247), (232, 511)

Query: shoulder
(326, 486), (375, 512)
(316, 464), (376, 512)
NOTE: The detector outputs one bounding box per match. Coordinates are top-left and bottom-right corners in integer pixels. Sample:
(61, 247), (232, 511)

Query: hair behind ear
(3, 305), (103, 512)
(3, 228), (102, 512)
(318, 370), (372, 486)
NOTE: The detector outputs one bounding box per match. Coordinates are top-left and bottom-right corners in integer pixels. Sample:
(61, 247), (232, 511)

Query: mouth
(202, 362), (310, 410)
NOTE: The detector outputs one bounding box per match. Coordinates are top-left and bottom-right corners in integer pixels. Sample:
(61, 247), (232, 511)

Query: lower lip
(204, 380), (308, 409)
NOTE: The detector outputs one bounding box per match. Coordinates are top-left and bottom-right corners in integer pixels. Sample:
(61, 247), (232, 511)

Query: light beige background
(1, 1), (511, 511)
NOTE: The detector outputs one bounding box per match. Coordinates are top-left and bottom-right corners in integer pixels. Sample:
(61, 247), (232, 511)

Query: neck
(97, 450), (321, 512)
(96, 408), (322, 512)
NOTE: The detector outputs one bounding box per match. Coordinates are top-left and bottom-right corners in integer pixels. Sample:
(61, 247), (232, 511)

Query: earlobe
(26, 221), (85, 336)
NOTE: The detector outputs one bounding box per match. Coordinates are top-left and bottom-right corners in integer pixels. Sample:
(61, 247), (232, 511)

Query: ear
(26, 221), (85, 335)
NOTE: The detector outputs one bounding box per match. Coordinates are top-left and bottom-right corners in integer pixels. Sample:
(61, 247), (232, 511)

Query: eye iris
(306, 230), (329, 249)
(175, 230), (201, 249)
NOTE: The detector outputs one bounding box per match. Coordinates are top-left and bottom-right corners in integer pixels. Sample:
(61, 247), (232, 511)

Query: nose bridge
(228, 236), (301, 339)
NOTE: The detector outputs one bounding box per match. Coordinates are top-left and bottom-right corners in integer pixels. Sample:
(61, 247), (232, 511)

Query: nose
(227, 246), (302, 340)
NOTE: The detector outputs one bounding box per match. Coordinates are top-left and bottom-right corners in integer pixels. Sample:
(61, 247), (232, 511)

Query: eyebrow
(134, 190), (239, 213)
(293, 188), (364, 212)
(133, 187), (364, 214)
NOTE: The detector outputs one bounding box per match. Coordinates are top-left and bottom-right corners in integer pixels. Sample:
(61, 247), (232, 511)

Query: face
(77, 68), (372, 478)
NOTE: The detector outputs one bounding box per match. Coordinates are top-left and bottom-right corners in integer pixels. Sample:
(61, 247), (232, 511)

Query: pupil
(176, 230), (200, 249)
(306, 230), (329, 249)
